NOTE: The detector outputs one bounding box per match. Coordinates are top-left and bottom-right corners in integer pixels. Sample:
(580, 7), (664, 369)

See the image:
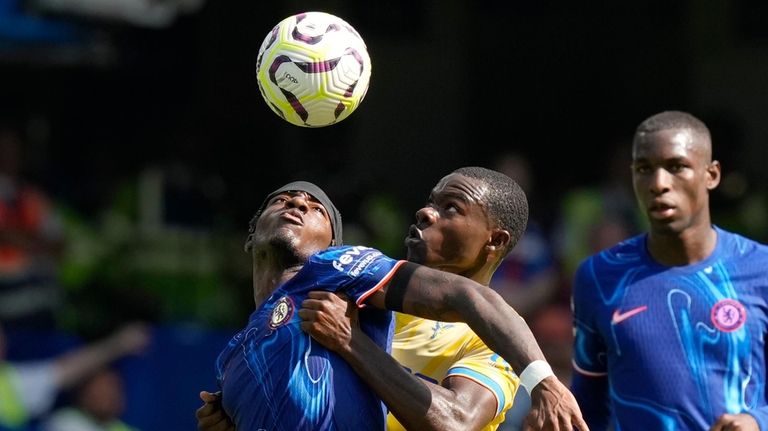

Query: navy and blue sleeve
(308, 246), (406, 306)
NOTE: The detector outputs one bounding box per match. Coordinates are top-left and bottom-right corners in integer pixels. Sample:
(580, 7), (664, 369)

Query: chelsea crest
(270, 296), (295, 328)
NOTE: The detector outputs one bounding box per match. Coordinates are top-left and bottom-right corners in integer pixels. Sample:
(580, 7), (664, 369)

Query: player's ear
(244, 234), (254, 252)
(487, 229), (511, 253)
(706, 160), (721, 190)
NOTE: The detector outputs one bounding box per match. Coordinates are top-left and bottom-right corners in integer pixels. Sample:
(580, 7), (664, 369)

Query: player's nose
(286, 193), (310, 212)
(649, 168), (672, 195)
(415, 206), (437, 228)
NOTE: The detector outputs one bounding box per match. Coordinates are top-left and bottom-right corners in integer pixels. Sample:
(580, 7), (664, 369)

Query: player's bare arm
(300, 291), (498, 431)
(368, 263), (589, 430)
(367, 263), (544, 374)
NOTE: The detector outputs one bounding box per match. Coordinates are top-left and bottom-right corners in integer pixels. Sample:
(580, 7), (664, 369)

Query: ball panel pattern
(255, 11), (371, 127)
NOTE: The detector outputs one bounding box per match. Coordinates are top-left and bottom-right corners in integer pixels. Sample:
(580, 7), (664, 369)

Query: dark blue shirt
(216, 246), (405, 430)
(572, 227), (768, 430)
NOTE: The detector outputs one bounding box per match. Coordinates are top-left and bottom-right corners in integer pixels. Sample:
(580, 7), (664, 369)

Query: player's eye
(444, 202), (460, 214)
(633, 164), (651, 174)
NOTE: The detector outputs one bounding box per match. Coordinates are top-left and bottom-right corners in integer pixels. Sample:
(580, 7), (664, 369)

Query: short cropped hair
(453, 166), (529, 255)
(635, 110), (710, 139)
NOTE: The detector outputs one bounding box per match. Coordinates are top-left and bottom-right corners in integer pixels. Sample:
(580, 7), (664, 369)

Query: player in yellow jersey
(384, 311), (518, 430)
(300, 167), (531, 430)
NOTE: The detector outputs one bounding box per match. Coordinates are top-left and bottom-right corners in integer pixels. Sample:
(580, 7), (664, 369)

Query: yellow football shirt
(387, 312), (519, 431)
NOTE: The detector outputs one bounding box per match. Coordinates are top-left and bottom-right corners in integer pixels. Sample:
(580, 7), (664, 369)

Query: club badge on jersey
(711, 299), (746, 332)
(270, 296), (294, 328)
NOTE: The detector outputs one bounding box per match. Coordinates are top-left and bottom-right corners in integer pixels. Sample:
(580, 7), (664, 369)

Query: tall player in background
(199, 178), (588, 430)
(571, 111), (768, 430)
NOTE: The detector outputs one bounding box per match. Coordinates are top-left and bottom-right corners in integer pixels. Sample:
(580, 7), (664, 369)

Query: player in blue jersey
(197, 179), (588, 430)
(571, 110), (768, 431)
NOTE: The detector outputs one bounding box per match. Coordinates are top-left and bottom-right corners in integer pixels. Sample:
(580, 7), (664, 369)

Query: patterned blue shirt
(572, 227), (768, 430)
(216, 246), (405, 430)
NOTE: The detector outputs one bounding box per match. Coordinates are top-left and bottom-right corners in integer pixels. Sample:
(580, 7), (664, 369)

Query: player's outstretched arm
(299, 291), (498, 431)
(369, 263), (543, 376)
(367, 263), (589, 430)
(196, 391), (235, 431)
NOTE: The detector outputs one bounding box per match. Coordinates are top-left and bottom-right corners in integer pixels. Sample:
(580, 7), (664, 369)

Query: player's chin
(649, 217), (685, 235)
(405, 246), (426, 264)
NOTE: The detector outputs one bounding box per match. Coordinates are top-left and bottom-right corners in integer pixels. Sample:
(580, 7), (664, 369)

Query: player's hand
(196, 391), (235, 431)
(709, 413), (759, 431)
(299, 291), (358, 353)
(524, 376), (589, 431)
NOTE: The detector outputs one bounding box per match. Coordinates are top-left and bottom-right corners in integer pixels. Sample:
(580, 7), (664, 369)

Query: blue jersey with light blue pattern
(216, 246), (404, 431)
(572, 227), (768, 430)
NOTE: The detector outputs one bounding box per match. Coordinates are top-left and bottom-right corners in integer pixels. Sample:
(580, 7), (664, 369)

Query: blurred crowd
(0, 119), (236, 430)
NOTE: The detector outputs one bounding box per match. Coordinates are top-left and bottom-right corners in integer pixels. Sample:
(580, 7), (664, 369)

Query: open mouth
(404, 225), (423, 246)
(408, 225), (422, 240)
(280, 210), (304, 225)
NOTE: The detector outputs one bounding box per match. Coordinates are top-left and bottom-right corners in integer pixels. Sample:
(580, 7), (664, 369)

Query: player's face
(251, 191), (333, 258)
(631, 128), (720, 236)
(405, 173), (494, 276)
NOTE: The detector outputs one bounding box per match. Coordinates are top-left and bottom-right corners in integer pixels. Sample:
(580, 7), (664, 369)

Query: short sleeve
(445, 338), (518, 418)
(307, 246), (406, 306)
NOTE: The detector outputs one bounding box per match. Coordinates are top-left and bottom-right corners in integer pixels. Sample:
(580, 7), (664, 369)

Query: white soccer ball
(255, 11), (372, 127)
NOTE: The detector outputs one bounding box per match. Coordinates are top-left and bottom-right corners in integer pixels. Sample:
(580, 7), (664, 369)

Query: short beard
(263, 232), (308, 266)
(405, 248), (426, 265)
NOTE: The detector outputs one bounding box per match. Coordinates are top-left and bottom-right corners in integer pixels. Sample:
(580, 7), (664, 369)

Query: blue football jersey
(216, 246), (406, 431)
(572, 227), (768, 430)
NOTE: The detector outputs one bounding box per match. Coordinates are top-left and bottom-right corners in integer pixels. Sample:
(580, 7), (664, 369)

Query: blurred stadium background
(1, 0), (767, 429)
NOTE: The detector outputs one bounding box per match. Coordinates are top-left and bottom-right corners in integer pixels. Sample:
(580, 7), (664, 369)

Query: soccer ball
(255, 11), (372, 127)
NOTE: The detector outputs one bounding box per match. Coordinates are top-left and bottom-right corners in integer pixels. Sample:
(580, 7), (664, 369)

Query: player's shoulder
(576, 233), (646, 273)
(716, 227), (768, 259)
(310, 245), (384, 263)
(308, 245), (400, 277)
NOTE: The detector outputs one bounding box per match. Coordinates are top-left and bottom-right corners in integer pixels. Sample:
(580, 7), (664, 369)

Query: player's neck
(252, 264), (303, 304)
(646, 224), (717, 267)
(250, 247), (305, 304)
(457, 265), (494, 287)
